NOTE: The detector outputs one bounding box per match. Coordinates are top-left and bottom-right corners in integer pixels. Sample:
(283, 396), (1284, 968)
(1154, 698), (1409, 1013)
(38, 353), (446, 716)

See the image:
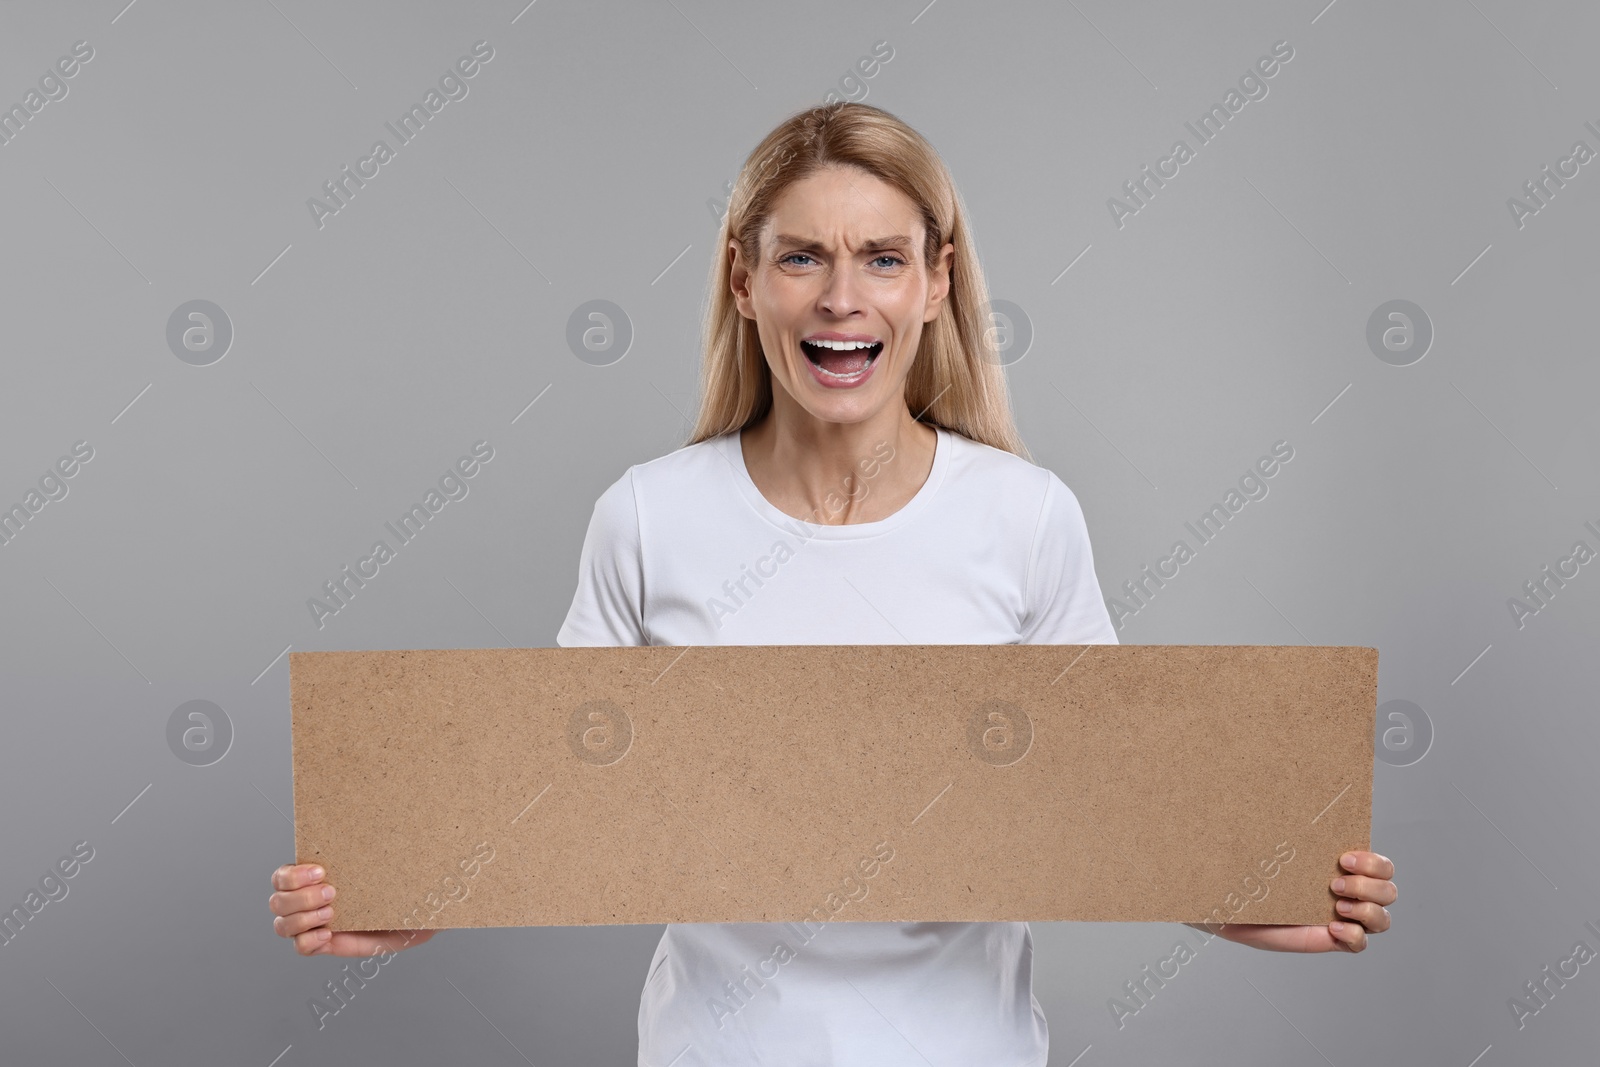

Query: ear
(923, 241), (955, 323)
(730, 239), (757, 321)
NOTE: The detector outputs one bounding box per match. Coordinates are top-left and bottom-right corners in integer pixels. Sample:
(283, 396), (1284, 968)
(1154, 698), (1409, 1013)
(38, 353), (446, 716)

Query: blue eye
(781, 252), (904, 268)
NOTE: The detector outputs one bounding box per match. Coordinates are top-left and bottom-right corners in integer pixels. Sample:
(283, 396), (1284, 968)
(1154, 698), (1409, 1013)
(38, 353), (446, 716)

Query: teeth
(813, 361), (871, 379)
(804, 339), (880, 350)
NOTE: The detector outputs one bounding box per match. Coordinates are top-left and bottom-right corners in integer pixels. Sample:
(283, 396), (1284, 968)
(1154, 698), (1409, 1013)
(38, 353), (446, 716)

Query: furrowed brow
(772, 234), (914, 252)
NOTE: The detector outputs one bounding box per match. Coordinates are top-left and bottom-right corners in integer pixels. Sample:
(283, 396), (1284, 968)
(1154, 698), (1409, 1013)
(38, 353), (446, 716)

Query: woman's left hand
(1196, 851), (1396, 953)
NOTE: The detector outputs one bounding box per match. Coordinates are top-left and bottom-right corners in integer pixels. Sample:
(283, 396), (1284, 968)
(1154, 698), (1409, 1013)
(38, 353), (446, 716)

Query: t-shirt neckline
(717, 424), (951, 540)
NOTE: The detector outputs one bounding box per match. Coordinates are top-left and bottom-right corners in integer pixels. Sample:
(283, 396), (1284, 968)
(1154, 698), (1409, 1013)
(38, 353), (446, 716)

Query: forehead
(761, 166), (924, 246)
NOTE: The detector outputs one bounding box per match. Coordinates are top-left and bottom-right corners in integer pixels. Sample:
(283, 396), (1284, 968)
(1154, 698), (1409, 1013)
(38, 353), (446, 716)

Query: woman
(269, 101), (1397, 1064)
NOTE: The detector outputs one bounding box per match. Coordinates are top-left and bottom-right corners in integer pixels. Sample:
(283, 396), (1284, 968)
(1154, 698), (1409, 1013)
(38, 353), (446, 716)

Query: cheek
(885, 287), (930, 335)
(886, 317), (925, 360)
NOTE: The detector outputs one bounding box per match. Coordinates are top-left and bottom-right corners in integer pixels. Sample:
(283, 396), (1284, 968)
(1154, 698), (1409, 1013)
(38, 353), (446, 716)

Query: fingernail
(310, 867), (324, 880)
(322, 885), (335, 901)
(1340, 853), (1356, 868)
(317, 928), (331, 941)
(1336, 899), (1352, 913)
(1332, 877), (1346, 893)
(317, 906), (332, 919)
(1330, 921), (1347, 934)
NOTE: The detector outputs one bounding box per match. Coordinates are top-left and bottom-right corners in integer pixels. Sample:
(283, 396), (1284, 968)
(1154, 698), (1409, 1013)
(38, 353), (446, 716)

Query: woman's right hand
(269, 862), (436, 957)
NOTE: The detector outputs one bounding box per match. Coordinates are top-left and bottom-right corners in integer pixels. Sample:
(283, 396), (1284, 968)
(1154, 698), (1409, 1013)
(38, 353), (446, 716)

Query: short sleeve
(1018, 471), (1119, 645)
(555, 468), (649, 648)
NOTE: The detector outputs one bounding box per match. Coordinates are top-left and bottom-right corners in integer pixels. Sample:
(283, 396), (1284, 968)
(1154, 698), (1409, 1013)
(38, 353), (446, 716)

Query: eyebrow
(772, 233), (914, 252)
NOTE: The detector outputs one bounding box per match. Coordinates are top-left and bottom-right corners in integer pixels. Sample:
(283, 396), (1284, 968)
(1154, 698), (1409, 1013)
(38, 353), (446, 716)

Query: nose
(818, 263), (863, 318)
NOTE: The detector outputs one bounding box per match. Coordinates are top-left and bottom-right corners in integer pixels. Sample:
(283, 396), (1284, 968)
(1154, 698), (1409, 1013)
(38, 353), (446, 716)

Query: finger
(272, 864), (326, 892)
(294, 927), (335, 956)
(1329, 920), (1366, 952)
(273, 905), (334, 938)
(269, 882), (336, 918)
(1333, 899), (1391, 933)
(329, 929), (421, 956)
(1330, 873), (1397, 906)
(269, 882), (337, 918)
(1339, 851), (1394, 880)
(292, 928), (433, 958)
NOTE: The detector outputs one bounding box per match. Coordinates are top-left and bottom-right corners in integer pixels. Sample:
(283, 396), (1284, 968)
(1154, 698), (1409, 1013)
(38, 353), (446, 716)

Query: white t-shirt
(557, 423), (1118, 1067)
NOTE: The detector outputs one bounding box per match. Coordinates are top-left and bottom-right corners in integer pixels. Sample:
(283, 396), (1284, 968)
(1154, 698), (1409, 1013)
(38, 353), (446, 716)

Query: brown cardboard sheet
(289, 644), (1376, 930)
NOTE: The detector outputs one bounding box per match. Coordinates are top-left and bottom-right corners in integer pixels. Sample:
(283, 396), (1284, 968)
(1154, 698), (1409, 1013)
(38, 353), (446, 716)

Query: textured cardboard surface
(289, 644), (1376, 930)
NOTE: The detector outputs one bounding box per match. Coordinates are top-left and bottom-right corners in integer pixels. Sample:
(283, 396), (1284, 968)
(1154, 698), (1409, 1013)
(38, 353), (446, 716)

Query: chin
(798, 397), (887, 426)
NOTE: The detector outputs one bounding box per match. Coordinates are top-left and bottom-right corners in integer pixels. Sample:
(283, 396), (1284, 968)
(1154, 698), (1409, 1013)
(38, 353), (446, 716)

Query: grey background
(1, 0), (1595, 1063)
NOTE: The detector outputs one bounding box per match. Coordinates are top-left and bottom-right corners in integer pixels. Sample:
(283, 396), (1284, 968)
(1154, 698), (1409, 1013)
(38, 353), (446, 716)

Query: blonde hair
(686, 101), (1030, 460)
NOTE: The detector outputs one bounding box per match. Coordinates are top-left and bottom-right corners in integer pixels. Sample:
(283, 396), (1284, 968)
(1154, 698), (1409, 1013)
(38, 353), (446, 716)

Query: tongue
(817, 349), (871, 375)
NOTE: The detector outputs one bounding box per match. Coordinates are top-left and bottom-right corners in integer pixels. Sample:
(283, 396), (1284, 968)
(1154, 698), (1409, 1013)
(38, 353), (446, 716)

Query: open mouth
(801, 340), (883, 380)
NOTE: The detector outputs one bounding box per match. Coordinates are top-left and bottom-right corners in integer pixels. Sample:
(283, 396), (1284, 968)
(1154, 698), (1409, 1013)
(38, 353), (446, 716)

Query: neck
(740, 397), (937, 526)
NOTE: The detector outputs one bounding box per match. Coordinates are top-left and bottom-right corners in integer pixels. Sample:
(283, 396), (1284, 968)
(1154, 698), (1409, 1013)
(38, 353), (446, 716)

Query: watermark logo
(1107, 440), (1294, 630)
(566, 299), (633, 366)
(166, 299), (234, 366)
(1108, 840), (1294, 1029)
(1365, 299), (1432, 367)
(983, 299), (1033, 367)
(0, 840), (95, 950)
(307, 441), (495, 630)
(1507, 918), (1600, 1031)
(967, 699), (1033, 766)
(706, 838), (895, 1032)
(706, 40), (894, 226)
(0, 440), (94, 549)
(0, 39), (94, 150)
(167, 700), (233, 767)
(1506, 521), (1599, 629)
(705, 439), (895, 627)
(396, 843), (496, 932)
(1507, 121), (1600, 230)
(568, 699), (632, 766)
(820, 40), (895, 106)
(307, 842), (494, 1031)
(1108, 40), (1294, 229)
(1375, 699), (1432, 768)
(307, 41), (495, 230)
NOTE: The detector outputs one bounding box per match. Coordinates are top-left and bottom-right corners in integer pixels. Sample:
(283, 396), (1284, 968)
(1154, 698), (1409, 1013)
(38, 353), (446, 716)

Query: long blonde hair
(686, 101), (1030, 460)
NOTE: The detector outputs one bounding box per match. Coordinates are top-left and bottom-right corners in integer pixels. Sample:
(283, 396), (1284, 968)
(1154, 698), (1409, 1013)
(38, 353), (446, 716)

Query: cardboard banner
(289, 644), (1376, 930)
